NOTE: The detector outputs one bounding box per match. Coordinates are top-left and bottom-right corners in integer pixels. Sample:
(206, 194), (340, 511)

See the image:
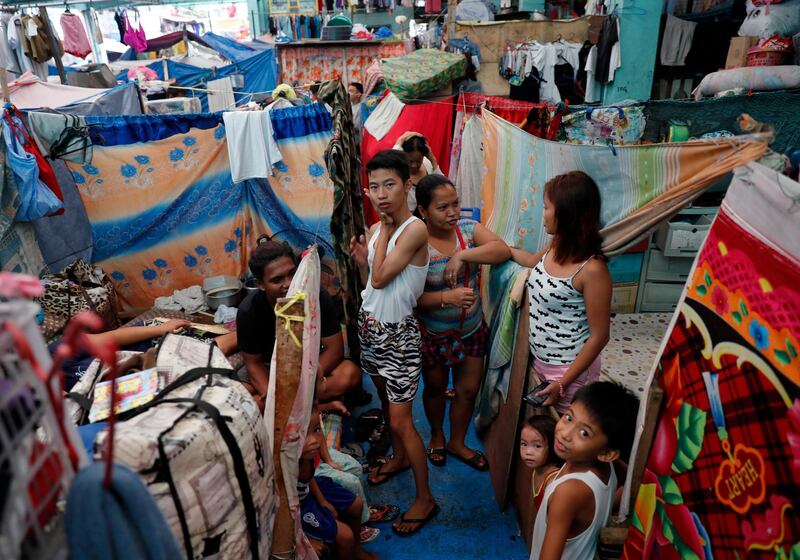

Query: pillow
(693, 66), (800, 100)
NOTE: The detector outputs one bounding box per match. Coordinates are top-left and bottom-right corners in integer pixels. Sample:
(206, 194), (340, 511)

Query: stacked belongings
(81, 334), (277, 559)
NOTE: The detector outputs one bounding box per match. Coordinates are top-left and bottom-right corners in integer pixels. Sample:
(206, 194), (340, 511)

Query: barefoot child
(530, 381), (639, 560)
(299, 407), (379, 559)
(350, 150), (439, 536)
(520, 415), (562, 519)
(510, 171), (612, 413)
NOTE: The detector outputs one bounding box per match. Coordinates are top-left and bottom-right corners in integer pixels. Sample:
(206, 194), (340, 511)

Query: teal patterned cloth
(382, 49), (467, 100)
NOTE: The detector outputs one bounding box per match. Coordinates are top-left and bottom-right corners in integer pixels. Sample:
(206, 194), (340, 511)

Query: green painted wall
(601, 0), (661, 103)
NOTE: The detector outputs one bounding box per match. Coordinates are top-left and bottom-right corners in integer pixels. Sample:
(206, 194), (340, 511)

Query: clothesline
(390, 95), (556, 111)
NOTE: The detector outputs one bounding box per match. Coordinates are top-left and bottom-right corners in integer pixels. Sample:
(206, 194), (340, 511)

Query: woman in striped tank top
(510, 171), (612, 414)
(415, 175), (511, 470)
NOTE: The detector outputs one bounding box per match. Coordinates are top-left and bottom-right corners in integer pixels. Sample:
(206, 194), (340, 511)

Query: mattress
(600, 312), (672, 395)
(381, 48), (467, 100)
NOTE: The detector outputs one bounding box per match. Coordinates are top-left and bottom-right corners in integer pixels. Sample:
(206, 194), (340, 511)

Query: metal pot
(244, 278), (260, 294)
(205, 287), (243, 310)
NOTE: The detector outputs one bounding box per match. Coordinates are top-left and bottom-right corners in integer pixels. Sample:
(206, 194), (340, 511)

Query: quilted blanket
(381, 49), (467, 100)
(623, 163), (800, 559)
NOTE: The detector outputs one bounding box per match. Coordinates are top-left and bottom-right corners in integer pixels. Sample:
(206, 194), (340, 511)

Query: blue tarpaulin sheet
(115, 47), (278, 111)
(201, 32), (257, 62)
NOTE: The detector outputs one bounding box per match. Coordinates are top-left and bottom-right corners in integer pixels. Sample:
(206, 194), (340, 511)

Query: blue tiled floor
(352, 377), (529, 560)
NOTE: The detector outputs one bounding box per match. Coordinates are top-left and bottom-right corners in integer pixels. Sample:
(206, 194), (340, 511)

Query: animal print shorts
(358, 311), (422, 404)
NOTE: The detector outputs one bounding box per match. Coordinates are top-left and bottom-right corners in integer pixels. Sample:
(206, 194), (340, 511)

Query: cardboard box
(726, 36), (758, 69)
(611, 282), (639, 314)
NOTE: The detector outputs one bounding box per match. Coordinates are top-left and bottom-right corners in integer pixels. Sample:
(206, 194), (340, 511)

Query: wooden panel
(482, 292), (531, 510)
(454, 16), (603, 57)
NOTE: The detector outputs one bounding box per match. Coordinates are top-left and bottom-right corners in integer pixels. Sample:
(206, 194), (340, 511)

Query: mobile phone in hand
(523, 382), (552, 408)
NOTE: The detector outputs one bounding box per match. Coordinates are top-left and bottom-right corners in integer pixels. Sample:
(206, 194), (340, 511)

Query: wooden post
(445, 0), (458, 45)
(40, 7), (67, 85)
(0, 67), (10, 103)
(270, 298), (305, 559)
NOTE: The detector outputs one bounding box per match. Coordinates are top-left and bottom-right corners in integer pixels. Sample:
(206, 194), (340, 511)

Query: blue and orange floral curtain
(69, 105), (333, 310)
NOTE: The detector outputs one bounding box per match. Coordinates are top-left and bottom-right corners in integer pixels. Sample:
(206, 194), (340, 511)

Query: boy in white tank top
(530, 382), (639, 559)
(350, 150), (439, 537)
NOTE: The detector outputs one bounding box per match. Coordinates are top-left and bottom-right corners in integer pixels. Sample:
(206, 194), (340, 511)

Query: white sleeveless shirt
(360, 216), (429, 323)
(528, 251), (594, 365)
(529, 465), (617, 560)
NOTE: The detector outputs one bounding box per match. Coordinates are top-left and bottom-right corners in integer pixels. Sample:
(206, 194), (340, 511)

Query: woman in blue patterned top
(415, 175), (511, 470)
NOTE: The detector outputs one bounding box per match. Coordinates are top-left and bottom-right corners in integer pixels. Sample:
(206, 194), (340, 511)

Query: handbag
(422, 226), (479, 367)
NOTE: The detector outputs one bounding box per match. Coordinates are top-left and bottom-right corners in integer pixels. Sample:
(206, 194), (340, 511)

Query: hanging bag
(2, 110), (64, 221)
(5, 107), (65, 216)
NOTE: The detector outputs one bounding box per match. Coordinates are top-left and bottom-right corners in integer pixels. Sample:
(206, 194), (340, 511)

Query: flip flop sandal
(340, 443), (365, 459)
(364, 454), (390, 472)
(447, 449), (489, 472)
(360, 526), (381, 544)
(367, 463), (411, 486)
(425, 447), (447, 467)
(392, 504), (441, 537)
(369, 504), (401, 523)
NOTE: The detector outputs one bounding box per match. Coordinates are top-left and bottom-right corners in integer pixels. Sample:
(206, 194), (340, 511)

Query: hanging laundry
(122, 13), (147, 53)
(660, 14), (697, 66)
(207, 77), (236, 112)
(113, 9), (126, 42)
(584, 46), (600, 103)
(363, 92), (405, 140)
(426, 0), (443, 14)
(27, 112), (93, 164)
(21, 14), (54, 64)
(594, 14), (620, 84)
(0, 12), (22, 75)
(89, 9), (103, 44)
(503, 41), (563, 103)
(222, 111), (283, 184)
(60, 12), (92, 59)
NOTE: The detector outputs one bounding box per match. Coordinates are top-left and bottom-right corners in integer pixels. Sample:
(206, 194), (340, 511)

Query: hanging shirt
(584, 45), (600, 103)
(7, 15), (33, 75)
(511, 42), (561, 103)
(222, 111), (283, 184)
(595, 14), (620, 84)
(0, 13), (22, 74)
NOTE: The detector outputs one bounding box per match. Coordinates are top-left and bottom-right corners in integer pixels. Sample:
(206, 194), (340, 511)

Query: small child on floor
(299, 407), (379, 560)
(530, 381), (639, 560)
(520, 415), (563, 521)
